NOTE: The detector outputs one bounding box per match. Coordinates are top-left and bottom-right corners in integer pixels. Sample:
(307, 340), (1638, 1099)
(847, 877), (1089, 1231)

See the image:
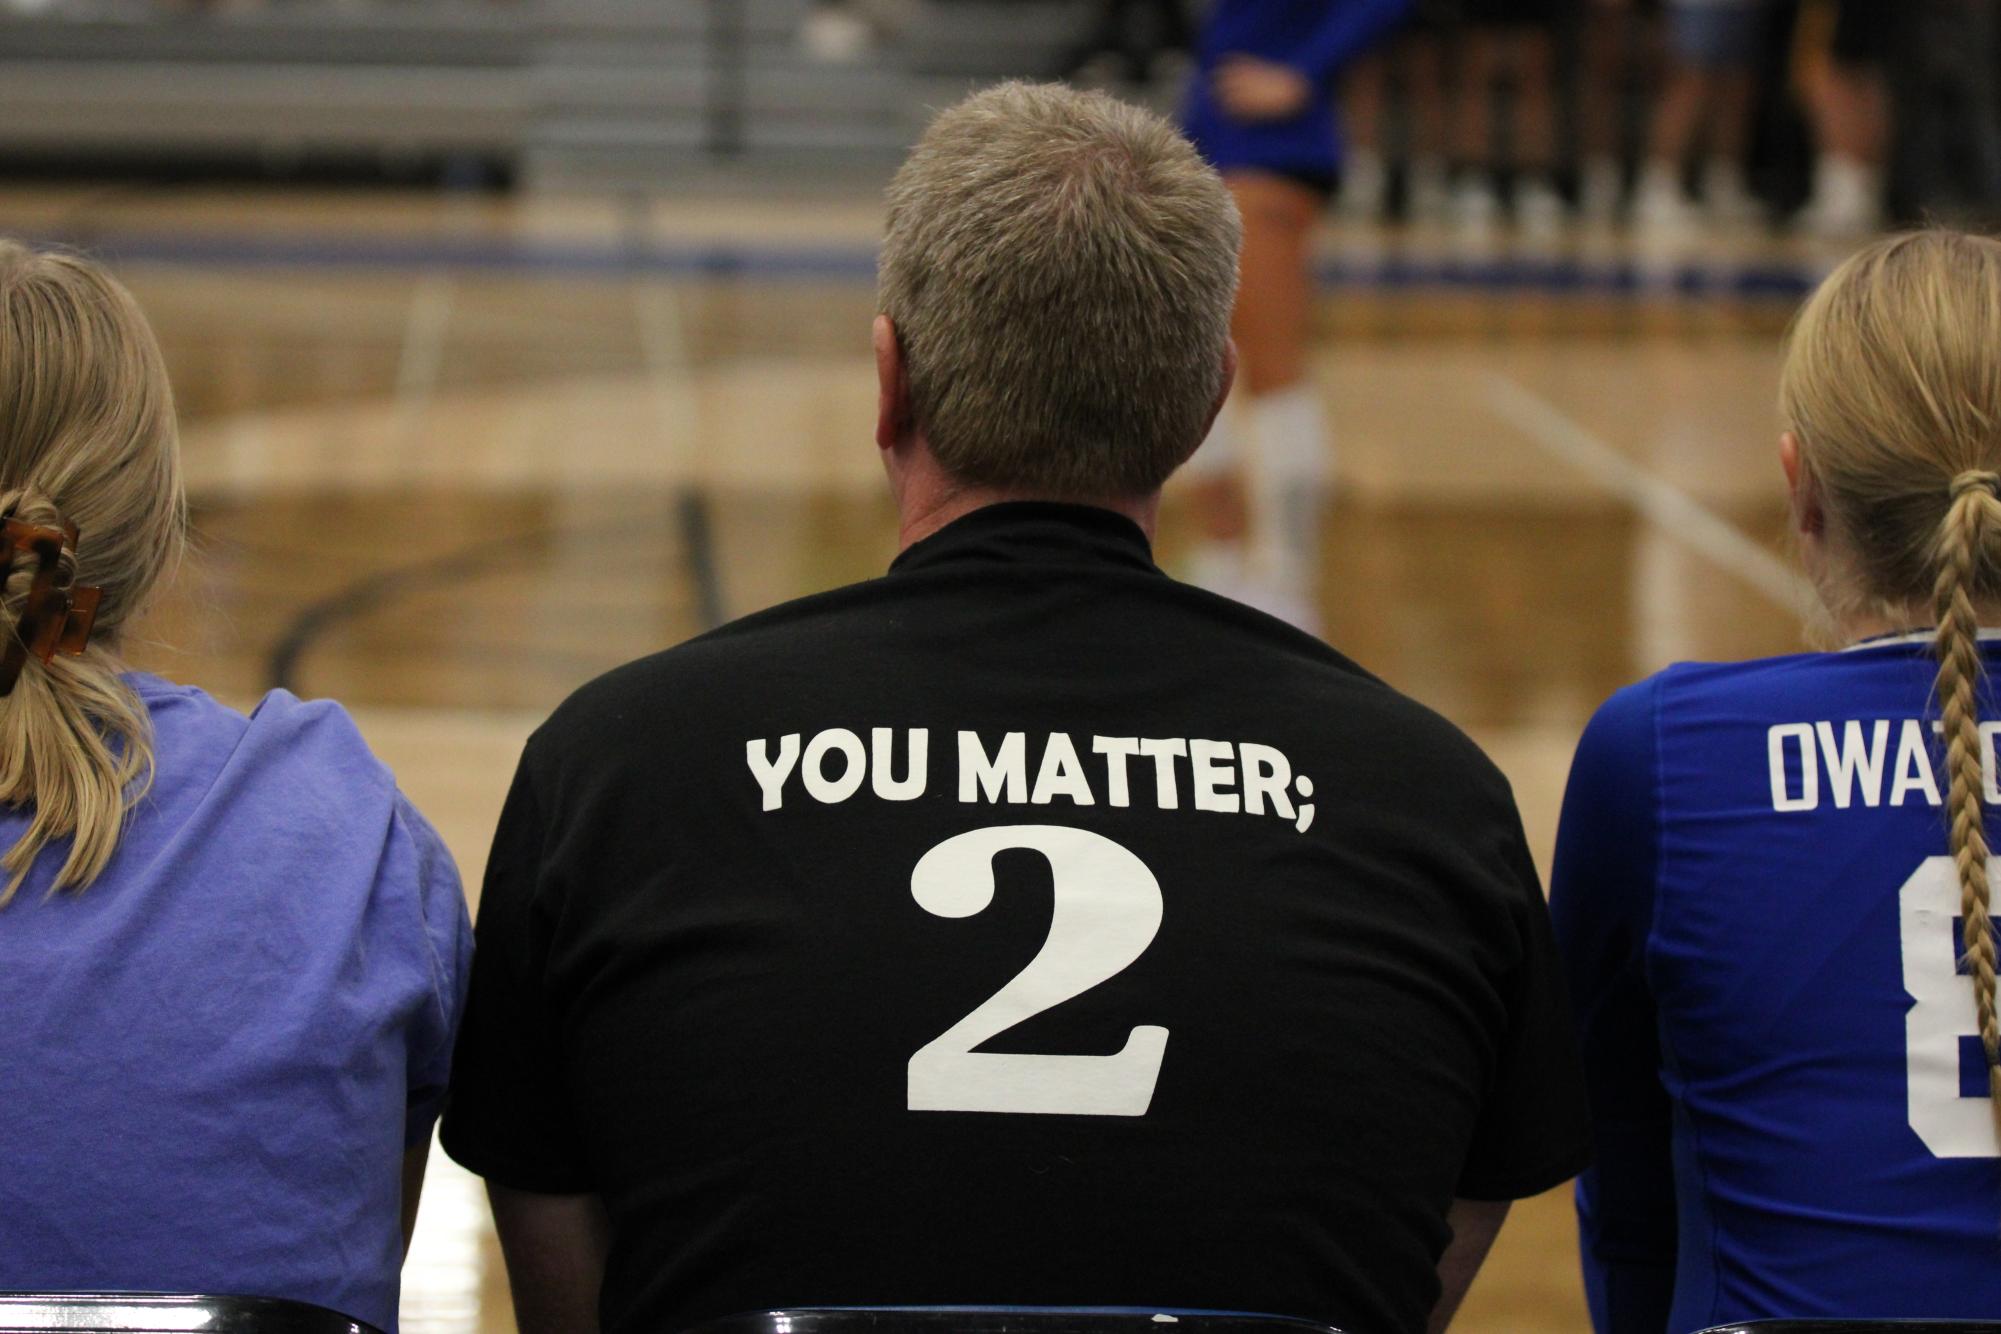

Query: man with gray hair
(442, 82), (1588, 1334)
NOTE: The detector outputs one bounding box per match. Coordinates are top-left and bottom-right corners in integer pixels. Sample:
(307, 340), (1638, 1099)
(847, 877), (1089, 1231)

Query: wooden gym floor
(0, 183), (1847, 1333)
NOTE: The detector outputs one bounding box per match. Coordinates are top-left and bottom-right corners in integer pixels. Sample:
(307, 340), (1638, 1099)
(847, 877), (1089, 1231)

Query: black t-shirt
(441, 502), (1590, 1334)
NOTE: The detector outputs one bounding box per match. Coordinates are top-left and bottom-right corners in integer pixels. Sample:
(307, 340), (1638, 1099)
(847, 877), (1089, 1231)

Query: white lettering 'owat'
(1767, 718), (2001, 813)
(1816, 719), (1890, 809)
(746, 728), (1318, 832)
(1891, 719), (1942, 808)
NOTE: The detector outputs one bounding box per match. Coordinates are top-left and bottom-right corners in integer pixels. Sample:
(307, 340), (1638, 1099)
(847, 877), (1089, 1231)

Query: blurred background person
(1632, 0), (1771, 229)
(1571, 0), (1647, 222)
(1450, 0), (1569, 230)
(1179, 0), (1410, 625)
(1337, 6), (1452, 220)
(1796, 0), (1890, 234)
(1064, 0), (1194, 88)
(1884, 0), (2001, 225)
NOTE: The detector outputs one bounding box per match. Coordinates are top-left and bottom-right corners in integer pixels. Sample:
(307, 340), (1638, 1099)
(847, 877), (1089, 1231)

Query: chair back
(682, 1309), (1345, 1334)
(1696, 1323), (2001, 1333)
(0, 1293), (381, 1334)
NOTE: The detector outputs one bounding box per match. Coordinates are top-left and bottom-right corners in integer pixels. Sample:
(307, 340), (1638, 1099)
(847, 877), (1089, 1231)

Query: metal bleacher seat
(1696, 1322), (2001, 1333)
(0, 1293), (381, 1334)
(681, 1308), (1346, 1334)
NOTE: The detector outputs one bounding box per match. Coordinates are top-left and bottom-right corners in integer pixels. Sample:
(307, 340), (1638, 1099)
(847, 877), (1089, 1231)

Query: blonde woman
(0, 242), (471, 1334)
(1551, 230), (2001, 1331)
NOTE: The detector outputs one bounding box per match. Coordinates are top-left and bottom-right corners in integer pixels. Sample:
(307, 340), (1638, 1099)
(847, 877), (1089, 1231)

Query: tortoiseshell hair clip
(0, 518), (101, 697)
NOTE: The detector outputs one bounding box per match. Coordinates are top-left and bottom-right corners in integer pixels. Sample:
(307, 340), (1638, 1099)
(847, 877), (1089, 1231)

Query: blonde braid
(1933, 469), (2001, 1117)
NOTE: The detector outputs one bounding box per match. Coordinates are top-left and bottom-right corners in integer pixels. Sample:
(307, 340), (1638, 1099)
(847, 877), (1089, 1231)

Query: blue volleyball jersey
(1551, 633), (2001, 1333)
(1181, 0), (1410, 177)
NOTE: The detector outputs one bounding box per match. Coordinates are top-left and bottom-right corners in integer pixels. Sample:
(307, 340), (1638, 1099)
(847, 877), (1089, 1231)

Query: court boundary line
(1482, 371), (1802, 611)
(259, 512), (682, 695)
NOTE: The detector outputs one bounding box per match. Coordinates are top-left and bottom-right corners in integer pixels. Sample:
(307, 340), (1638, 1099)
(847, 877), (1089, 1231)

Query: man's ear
(1780, 430), (1824, 535)
(875, 315), (909, 451)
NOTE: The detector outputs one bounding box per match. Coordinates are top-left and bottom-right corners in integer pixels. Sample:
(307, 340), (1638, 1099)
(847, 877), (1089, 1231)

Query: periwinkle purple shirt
(0, 675), (472, 1334)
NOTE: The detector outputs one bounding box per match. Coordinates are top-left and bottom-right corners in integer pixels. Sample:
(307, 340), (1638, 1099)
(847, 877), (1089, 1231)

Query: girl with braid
(0, 242), (471, 1333)
(1551, 229), (2001, 1333)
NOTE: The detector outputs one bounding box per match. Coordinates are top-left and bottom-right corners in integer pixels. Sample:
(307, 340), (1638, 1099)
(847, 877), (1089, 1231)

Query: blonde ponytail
(0, 242), (184, 904)
(1933, 472), (2001, 1113)
(1781, 230), (2001, 1137)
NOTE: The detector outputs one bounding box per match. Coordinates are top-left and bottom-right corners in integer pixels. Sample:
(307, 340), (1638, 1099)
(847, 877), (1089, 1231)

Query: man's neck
(896, 485), (1159, 553)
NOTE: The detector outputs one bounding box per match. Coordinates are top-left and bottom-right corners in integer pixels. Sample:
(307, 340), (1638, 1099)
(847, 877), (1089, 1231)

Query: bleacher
(0, 0), (1095, 188)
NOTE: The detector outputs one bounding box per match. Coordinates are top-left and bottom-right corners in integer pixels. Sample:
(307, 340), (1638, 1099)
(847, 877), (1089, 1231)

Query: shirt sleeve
(397, 792), (474, 1150)
(1548, 678), (1677, 1334)
(438, 750), (595, 1193)
(1291, 0), (1412, 83)
(1454, 792), (1595, 1201)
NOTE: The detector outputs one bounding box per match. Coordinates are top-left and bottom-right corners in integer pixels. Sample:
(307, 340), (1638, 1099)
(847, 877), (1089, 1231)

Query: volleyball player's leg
(1637, 13), (1708, 229)
(1452, 30), (1503, 226)
(1512, 25), (1566, 229)
(1403, 29), (1452, 217)
(1179, 161), (1253, 576)
(1230, 171), (1317, 396)
(1232, 170), (1327, 611)
(1182, 168), (1325, 628)
(1575, 0), (1632, 218)
(1801, 4), (1887, 233)
(1703, 54), (1760, 221)
(1340, 53), (1391, 218)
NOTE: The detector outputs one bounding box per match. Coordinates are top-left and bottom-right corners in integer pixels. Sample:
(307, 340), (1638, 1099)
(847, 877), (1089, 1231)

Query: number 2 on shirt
(907, 824), (1169, 1117)
(1901, 855), (2001, 1157)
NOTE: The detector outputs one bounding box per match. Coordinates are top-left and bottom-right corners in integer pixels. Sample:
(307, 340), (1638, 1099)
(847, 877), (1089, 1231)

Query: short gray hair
(879, 81), (1242, 497)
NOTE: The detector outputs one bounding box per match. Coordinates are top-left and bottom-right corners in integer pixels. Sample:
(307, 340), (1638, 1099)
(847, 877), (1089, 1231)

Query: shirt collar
(1842, 628), (2001, 652)
(888, 501), (1160, 578)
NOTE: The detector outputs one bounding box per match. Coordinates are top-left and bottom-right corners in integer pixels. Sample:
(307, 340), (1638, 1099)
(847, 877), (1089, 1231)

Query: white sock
(1809, 152), (1880, 221)
(1341, 148), (1388, 217)
(1816, 151), (1874, 193)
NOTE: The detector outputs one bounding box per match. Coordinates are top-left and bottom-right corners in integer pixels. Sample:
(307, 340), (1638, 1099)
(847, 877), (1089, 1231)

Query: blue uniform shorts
(1183, 77), (1340, 198)
(1667, 1), (1767, 68)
